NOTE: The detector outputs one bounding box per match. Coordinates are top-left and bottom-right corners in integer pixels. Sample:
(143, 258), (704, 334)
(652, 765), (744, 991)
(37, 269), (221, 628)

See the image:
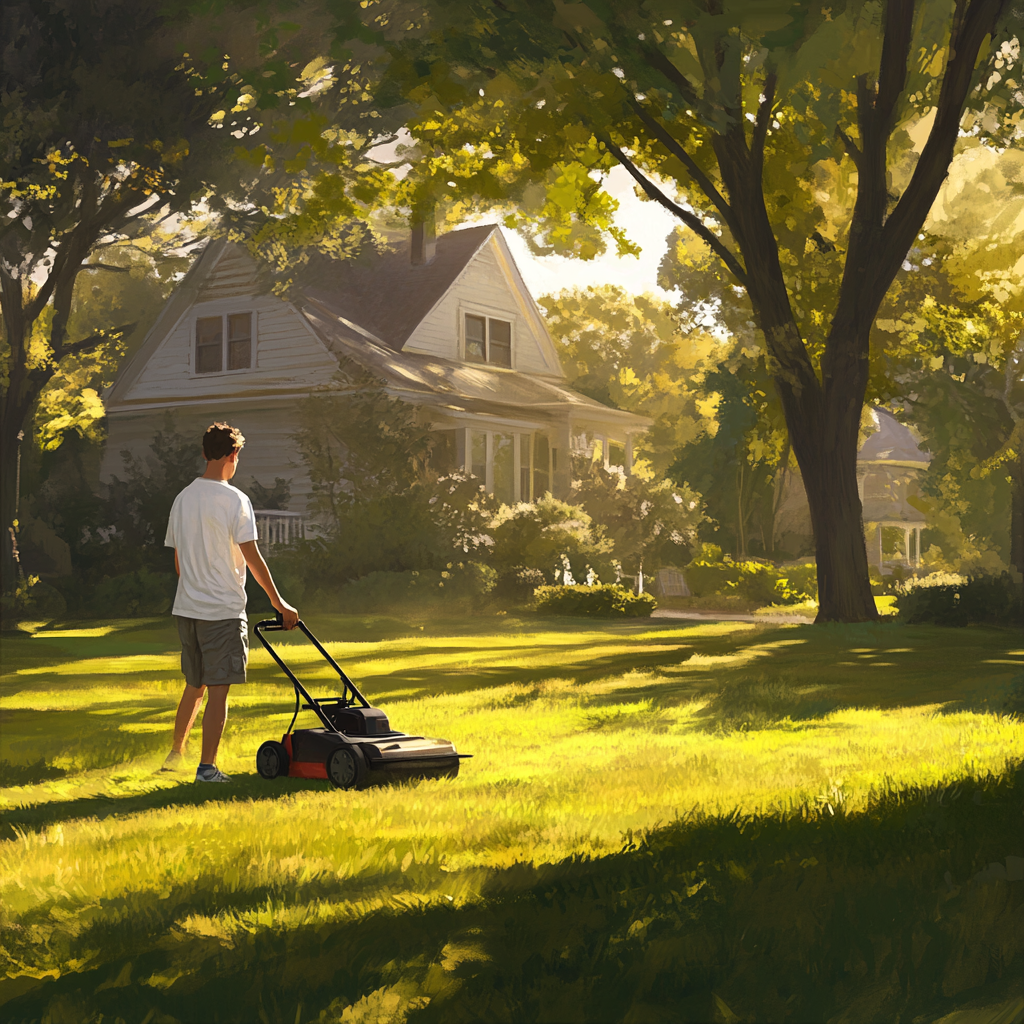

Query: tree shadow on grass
(0, 758), (69, 787)
(0, 771), (333, 841)
(694, 674), (845, 733)
(3, 763), (1020, 1024)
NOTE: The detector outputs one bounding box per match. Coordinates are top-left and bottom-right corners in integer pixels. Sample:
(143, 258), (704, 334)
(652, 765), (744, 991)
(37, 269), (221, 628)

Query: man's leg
(200, 684), (230, 766)
(171, 684), (206, 755)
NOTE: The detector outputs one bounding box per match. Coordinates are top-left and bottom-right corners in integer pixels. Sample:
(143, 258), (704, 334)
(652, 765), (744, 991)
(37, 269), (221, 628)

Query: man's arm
(239, 540), (299, 629)
(174, 550), (180, 576)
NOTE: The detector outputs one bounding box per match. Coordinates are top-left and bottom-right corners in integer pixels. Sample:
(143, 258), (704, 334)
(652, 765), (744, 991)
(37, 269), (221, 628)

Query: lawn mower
(253, 613), (470, 789)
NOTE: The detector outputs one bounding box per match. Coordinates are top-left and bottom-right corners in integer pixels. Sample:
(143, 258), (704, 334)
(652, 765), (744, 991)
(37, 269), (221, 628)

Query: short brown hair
(203, 422), (246, 460)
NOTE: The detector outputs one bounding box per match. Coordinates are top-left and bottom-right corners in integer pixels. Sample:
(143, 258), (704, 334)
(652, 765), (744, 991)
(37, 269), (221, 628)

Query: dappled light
(1, 613), (1021, 1021)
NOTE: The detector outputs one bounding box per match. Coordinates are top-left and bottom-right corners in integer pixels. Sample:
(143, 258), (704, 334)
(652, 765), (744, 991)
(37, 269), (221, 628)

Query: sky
(490, 166), (683, 303)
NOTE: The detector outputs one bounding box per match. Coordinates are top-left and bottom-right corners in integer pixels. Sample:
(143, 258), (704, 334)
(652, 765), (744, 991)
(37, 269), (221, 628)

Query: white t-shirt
(164, 478), (258, 620)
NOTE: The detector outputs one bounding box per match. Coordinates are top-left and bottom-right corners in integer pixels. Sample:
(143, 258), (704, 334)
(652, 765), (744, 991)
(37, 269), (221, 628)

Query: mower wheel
(326, 745), (367, 790)
(256, 740), (289, 780)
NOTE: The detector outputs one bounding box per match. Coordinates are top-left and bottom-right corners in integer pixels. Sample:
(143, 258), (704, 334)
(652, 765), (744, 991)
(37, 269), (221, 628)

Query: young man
(161, 422), (299, 782)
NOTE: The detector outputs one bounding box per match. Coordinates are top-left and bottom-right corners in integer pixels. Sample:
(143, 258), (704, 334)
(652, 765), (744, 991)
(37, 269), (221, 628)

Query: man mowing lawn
(161, 422), (299, 783)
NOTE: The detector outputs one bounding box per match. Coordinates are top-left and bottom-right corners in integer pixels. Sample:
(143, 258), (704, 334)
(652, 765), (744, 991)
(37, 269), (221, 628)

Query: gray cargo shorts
(175, 616), (249, 688)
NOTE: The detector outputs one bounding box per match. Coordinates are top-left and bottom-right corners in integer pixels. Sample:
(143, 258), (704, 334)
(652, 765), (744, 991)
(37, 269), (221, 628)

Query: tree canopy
(362, 0), (1021, 621)
(0, 0), (399, 584)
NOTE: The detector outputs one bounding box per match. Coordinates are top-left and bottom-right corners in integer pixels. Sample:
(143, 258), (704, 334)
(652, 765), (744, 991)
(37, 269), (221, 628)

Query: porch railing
(254, 510), (305, 547)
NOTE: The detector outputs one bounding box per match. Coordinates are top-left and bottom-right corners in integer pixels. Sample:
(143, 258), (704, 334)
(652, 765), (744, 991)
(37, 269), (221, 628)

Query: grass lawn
(1, 612), (1021, 1023)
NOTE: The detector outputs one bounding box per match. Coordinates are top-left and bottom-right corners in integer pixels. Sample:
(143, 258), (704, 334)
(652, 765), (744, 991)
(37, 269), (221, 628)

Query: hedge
(534, 583), (657, 618)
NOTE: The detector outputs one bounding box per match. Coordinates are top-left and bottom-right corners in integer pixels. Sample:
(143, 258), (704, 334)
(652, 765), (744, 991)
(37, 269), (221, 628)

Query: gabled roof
(301, 301), (651, 430)
(305, 224), (498, 351)
(104, 240), (224, 406)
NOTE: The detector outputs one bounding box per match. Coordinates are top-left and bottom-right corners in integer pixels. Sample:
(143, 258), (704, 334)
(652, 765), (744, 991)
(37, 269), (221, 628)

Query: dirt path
(650, 608), (814, 625)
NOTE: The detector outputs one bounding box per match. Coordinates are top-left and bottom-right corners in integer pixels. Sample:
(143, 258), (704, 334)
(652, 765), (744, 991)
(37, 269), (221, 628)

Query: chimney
(410, 208), (436, 265)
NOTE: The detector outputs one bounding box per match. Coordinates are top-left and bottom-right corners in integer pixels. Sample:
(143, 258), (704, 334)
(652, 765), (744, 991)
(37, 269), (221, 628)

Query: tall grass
(1, 613), (1021, 1022)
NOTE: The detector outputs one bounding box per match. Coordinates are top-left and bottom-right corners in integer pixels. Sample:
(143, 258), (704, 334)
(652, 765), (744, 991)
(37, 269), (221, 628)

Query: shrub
(93, 569), (177, 617)
(494, 566), (548, 605)
(684, 558), (742, 596)
(783, 561), (818, 600)
(295, 369), (499, 584)
(684, 556), (815, 606)
(0, 576), (67, 624)
(896, 571), (1023, 626)
(534, 583), (657, 618)
(569, 461), (703, 577)
(331, 562), (497, 613)
(489, 496), (614, 584)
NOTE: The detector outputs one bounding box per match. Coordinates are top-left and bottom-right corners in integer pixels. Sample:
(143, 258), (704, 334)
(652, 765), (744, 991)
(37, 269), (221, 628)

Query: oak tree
(372, 0), (1021, 620)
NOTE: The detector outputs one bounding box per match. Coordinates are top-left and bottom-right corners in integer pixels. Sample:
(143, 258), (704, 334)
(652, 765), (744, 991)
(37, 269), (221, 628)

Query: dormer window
(465, 314), (512, 368)
(195, 312), (254, 374)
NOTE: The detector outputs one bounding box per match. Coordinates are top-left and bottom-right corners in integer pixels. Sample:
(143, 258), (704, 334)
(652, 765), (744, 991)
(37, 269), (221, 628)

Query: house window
(468, 429), (534, 503)
(464, 314), (512, 368)
(194, 312), (254, 374)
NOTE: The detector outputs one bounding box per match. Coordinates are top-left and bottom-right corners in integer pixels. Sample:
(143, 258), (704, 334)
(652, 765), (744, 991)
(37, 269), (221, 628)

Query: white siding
(404, 235), (562, 375)
(101, 402), (314, 513)
(195, 246), (260, 302)
(121, 295), (337, 403)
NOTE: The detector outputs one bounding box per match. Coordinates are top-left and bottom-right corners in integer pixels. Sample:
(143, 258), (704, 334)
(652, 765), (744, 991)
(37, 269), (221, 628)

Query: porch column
(552, 418), (572, 499)
(914, 526), (922, 568)
(877, 525), (883, 569)
(625, 433), (634, 475)
(903, 526), (911, 566)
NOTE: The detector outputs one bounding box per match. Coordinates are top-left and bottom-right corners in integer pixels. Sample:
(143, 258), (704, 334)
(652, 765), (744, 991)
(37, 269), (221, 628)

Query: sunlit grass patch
(0, 613), (1021, 1022)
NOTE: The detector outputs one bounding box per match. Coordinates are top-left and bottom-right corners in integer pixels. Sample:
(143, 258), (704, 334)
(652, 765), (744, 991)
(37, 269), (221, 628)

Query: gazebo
(857, 409), (931, 571)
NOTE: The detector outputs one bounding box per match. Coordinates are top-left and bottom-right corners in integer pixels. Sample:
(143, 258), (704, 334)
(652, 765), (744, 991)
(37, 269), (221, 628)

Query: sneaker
(159, 751), (186, 773)
(195, 764), (231, 783)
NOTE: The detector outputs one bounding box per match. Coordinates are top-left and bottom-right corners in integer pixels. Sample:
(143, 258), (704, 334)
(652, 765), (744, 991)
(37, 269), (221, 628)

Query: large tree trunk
(0, 420), (21, 590)
(1011, 438), (1024, 575)
(0, 286), (30, 592)
(792, 414), (877, 622)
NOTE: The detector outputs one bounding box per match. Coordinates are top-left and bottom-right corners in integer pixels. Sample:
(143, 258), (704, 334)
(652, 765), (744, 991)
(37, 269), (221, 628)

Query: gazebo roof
(859, 408), (931, 468)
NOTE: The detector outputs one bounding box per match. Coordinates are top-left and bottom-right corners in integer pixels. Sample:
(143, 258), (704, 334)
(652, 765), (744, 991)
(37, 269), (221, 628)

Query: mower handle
(253, 613), (371, 728)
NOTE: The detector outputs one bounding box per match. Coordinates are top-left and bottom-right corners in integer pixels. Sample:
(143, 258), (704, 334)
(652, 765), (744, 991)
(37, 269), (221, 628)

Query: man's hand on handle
(275, 601), (300, 630)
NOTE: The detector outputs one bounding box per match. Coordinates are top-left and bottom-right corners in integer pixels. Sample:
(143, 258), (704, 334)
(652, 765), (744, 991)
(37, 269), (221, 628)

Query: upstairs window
(195, 312), (253, 374)
(465, 314), (512, 368)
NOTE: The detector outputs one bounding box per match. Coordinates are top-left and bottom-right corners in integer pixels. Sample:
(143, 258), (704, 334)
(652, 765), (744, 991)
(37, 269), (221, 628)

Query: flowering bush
(488, 496), (614, 585)
(570, 461), (704, 577)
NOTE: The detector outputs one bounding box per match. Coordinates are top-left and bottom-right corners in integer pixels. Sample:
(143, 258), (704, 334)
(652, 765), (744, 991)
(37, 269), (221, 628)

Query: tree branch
(627, 96), (738, 235)
(599, 135), (749, 287)
(855, 74), (874, 145)
(750, 72), (777, 180)
(875, 0), (916, 135)
(640, 45), (704, 111)
(834, 125), (863, 171)
(54, 322), (138, 360)
(82, 262), (133, 273)
(876, 0), (1007, 300)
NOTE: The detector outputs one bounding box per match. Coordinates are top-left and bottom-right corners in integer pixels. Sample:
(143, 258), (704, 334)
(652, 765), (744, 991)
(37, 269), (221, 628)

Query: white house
(102, 224), (650, 525)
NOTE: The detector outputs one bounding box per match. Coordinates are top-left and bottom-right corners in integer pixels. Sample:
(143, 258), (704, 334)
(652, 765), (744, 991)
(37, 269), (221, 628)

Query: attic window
(465, 314), (512, 368)
(195, 313), (253, 374)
